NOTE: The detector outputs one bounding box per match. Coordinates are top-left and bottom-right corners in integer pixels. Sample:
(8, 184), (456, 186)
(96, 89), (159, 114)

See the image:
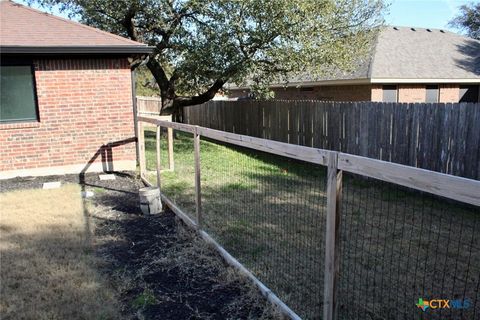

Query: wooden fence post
(137, 121), (146, 179)
(194, 126), (202, 228)
(168, 127), (175, 171)
(156, 125), (162, 190)
(323, 151), (342, 320)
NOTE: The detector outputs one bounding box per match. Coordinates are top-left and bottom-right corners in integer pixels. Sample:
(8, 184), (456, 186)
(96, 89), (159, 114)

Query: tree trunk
(160, 95), (176, 115)
(147, 58), (227, 116)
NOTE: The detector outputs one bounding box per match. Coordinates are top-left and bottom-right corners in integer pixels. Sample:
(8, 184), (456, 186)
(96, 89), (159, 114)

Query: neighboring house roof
(0, 0), (153, 54)
(370, 26), (479, 81)
(230, 26), (480, 89)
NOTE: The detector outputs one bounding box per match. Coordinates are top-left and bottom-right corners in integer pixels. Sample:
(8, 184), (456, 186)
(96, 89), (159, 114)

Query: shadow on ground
(1, 173), (277, 320)
(86, 173), (276, 319)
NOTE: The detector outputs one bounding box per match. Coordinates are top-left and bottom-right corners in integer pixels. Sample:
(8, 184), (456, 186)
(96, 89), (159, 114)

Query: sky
(16, 0), (475, 34)
(385, 0), (474, 32)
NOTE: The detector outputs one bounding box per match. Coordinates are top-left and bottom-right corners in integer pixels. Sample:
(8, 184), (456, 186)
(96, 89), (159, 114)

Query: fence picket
(141, 98), (480, 180)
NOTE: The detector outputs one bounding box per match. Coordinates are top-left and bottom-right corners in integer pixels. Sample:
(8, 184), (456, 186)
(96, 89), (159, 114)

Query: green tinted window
(0, 65), (38, 122)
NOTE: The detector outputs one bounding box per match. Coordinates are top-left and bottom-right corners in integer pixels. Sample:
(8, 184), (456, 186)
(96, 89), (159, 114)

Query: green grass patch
(132, 289), (156, 309)
(143, 128), (479, 319)
(92, 187), (107, 194)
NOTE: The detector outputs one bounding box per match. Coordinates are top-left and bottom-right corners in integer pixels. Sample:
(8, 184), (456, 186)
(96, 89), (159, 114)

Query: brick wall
(372, 84), (461, 103)
(439, 84), (460, 102)
(0, 58), (136, 178)
(371, 84), (382, 101)
(397, 84), (425, 103)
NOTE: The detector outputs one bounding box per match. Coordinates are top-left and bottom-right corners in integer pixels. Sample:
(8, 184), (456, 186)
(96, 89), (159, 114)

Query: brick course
(397, 84), (426, 103)
(439, 84), (460, 102)
(371, 85), (383, 101)
(0, 58), (136, 178)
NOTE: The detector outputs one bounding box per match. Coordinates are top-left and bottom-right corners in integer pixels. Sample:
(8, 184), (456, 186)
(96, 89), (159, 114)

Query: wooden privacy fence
(135, 96), (175, 172)
(136, 116), (480, 320)
(136, 96), (162, 115)
(183, 100), (480, 180)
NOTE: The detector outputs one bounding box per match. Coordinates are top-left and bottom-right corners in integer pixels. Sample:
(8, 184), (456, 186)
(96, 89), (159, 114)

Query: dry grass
(0, 184), (120, 320)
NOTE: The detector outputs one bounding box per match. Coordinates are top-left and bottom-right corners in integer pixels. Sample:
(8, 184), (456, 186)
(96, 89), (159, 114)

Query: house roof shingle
(231, 26), (480, 88)
(0, 0), (152, 54)
(370, 26), (480, 80)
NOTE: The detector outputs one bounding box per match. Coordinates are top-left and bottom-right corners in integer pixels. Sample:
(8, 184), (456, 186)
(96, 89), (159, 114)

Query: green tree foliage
(33, 0), (385, 114)
(449, 2), (480, 40)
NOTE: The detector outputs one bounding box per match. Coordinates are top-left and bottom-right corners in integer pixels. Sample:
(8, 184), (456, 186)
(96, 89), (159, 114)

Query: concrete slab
(42, 181), (61, 189)
(99, 174), (116, 181)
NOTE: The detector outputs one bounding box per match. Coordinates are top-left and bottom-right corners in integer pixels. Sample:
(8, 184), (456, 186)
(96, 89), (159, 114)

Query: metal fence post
(323, 151), (342, 320)
(155, 125), (162, 190)
(194, 126), (202, 228)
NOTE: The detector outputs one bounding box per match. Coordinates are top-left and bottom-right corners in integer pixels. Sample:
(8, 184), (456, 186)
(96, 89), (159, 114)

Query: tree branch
(173, 79), (227, 109)
(121, 6), (139, 41)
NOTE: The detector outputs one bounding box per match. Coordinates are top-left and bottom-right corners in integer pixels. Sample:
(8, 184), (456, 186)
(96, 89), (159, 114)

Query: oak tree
(449, 2), (480, 40)
(34, 0), (385, 114)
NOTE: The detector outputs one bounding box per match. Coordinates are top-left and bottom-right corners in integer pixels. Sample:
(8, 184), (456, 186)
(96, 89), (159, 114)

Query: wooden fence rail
(182, 100), (480, 180)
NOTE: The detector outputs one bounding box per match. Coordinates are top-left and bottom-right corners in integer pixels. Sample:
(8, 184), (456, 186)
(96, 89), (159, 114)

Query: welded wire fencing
(158, 130), (196, 219)
(137, 117), (480, 320)
(339, 174), (480, 320)
(200, 143), (328, 317)
(143, 126), (197, 220)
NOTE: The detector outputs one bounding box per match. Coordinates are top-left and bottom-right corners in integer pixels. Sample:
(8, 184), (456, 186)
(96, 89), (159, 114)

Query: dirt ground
(0, 172), (278, 320)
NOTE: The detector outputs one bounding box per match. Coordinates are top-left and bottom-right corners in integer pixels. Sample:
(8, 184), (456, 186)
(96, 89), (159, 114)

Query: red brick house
(0, 1), (152, 179)
(226, 27), (480, 103)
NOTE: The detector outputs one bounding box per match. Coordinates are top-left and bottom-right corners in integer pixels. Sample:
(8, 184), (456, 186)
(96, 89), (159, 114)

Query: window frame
(382, 85), (398, 102)
(0, 59), (40, 123)
(425, 85), (439, 103)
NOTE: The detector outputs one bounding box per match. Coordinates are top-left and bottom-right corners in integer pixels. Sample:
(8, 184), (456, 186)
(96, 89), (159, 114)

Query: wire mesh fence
(144, 127), (196, 220)
(200, 138), (328, 318)
(140, 119), (480, 319)
(339, 173), (480, 320)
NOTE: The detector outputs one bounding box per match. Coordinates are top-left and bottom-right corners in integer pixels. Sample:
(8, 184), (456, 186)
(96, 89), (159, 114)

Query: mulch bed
(0, 172), (277, 320)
